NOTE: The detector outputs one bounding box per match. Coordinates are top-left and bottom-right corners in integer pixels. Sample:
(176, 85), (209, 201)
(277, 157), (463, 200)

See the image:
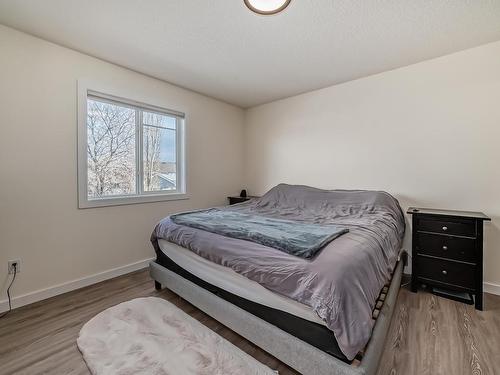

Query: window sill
(78, 192), (190, 209)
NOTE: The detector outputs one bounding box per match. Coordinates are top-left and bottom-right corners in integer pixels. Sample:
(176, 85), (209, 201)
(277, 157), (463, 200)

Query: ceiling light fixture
(244, 0), (292, 15)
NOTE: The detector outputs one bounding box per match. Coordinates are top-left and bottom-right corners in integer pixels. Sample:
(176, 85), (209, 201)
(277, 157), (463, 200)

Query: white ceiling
(1, 1), (500, 108)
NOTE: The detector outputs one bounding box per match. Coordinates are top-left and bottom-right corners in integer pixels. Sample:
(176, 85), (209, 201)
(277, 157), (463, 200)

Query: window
(78, 86), (186, 208)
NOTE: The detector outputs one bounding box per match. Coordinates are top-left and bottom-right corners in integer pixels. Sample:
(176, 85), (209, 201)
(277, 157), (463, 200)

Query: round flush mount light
(244, 0), (292, 15)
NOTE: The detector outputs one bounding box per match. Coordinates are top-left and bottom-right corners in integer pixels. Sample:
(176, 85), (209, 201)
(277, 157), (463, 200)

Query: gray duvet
(151, 184), (405, 360)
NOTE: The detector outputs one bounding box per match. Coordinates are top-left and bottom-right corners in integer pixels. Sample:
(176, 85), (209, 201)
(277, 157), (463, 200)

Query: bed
(150, 184), (406, 375)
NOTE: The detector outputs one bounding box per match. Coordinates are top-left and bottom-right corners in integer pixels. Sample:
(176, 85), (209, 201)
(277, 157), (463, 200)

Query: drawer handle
(442, 245), (448, 251)
(442, 226), (448, 231)
(442, 270), (448, 275)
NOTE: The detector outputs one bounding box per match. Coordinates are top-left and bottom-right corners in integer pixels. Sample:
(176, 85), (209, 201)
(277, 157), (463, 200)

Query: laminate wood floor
(0, 269), (499, 375)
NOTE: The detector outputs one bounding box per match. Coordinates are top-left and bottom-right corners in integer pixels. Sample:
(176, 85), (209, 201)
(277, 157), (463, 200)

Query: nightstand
(408, 207), (490, 310)
(227, 196), (254, 205)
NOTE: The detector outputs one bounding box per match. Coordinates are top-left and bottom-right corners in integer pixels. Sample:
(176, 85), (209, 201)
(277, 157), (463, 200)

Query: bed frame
(150, 251), (406, 375)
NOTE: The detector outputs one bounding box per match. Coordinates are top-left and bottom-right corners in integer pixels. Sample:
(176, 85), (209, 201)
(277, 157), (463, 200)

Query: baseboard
(2, 261), (498, 313)
(484, 281), (500, 296)
(0, 257), (154, 313)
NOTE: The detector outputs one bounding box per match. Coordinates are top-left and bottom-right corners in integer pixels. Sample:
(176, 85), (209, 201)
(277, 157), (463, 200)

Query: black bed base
(155, 249), (348, 362)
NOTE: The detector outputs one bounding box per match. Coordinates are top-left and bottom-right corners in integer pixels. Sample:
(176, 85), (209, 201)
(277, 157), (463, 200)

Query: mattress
(158, 239), (326, 326)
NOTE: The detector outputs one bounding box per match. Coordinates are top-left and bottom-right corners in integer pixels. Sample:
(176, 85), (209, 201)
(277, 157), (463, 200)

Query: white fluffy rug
(77, 297), (277, 375)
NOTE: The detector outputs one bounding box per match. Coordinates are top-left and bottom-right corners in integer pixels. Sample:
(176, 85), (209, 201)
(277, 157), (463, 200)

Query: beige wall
(0, 25), (245, 301)
(244, 41), (500, 286)
(2, 24), (500, 305)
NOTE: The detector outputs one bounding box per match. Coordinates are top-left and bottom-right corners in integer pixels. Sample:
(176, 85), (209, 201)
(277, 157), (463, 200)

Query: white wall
(244, 41), (500, 287)
(0, 25), (245, 306)
(2, 24), (500, 308)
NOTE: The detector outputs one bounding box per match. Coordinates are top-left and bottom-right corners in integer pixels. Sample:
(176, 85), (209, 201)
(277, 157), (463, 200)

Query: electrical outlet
(8, 259), (20, 274)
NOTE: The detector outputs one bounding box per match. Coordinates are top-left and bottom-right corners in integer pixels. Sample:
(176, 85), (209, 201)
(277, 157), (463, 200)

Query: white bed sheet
(158, 239), (326, 326)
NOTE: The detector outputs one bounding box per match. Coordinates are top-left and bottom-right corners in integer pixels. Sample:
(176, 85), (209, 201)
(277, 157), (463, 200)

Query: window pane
(142, 111), (177, 192)
(87, 98), (136, 198)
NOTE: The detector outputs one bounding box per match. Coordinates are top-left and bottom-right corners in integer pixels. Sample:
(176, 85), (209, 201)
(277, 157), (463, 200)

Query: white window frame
(77, 81), (188, 208)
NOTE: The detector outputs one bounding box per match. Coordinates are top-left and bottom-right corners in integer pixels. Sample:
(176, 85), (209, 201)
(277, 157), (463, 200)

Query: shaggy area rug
(77, 297), (276, 375)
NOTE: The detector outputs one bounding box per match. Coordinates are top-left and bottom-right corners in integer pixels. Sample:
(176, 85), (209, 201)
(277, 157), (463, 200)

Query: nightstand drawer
(416, 233), (476, 264)
(417, 256), (475, 289)
(417, 217), (476, 237)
